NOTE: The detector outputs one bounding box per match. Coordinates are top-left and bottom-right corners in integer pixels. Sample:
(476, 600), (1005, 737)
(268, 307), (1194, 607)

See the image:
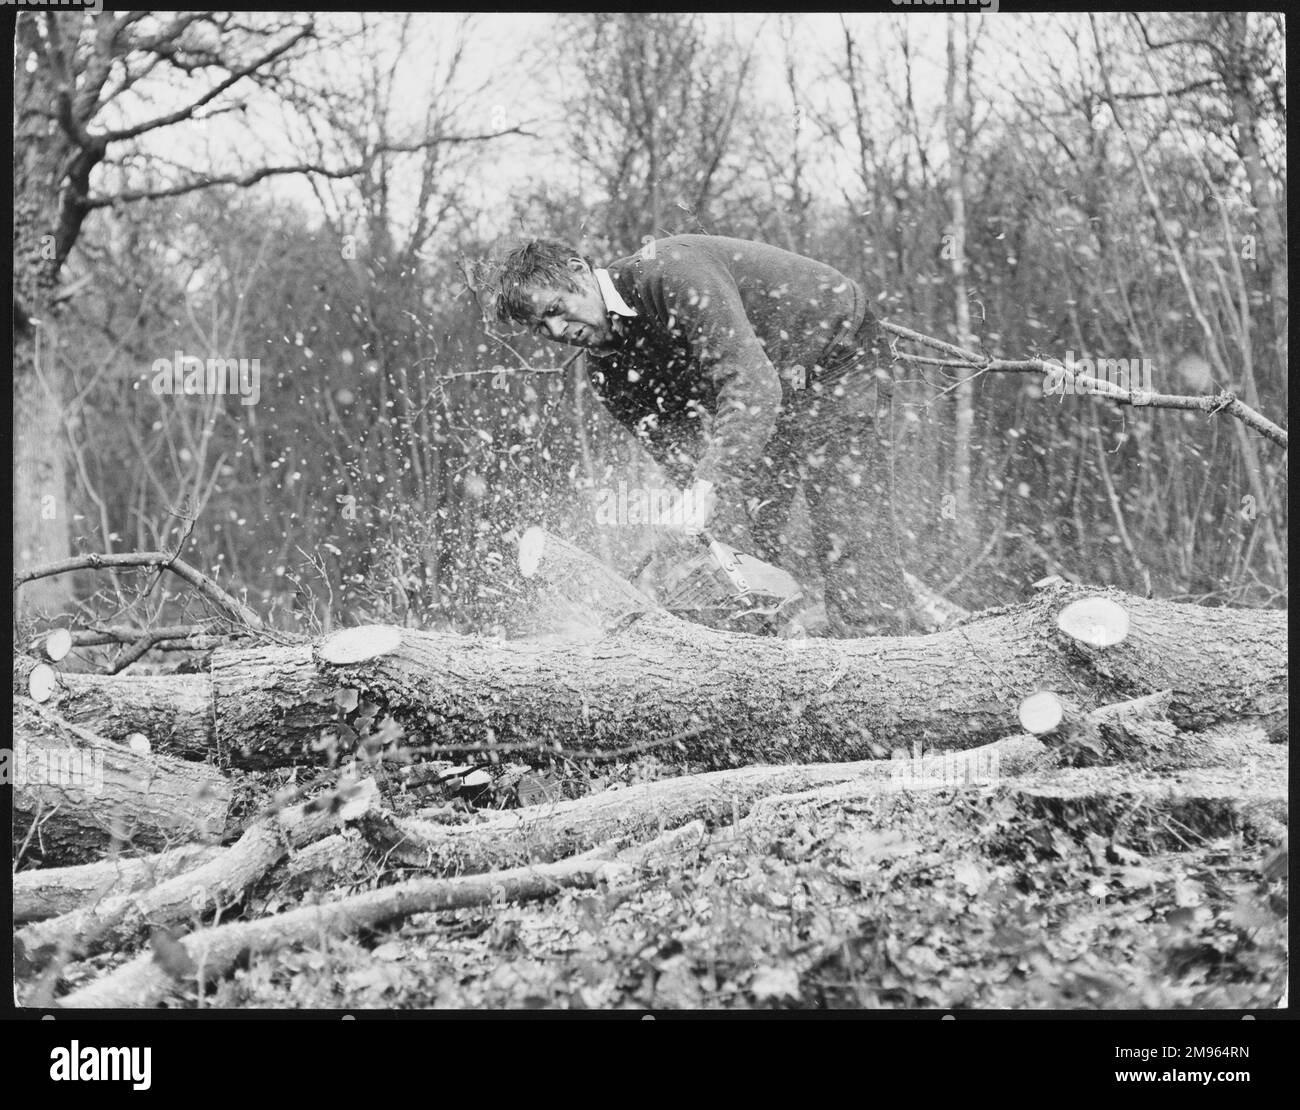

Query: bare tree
(560, 13), (758, 250)
(943, 15), (984, 544)
(11, 10), (525, 618)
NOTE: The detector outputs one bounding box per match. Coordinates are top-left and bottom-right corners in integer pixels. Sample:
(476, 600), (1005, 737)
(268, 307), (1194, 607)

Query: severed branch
(358, 689), (1256, 878)
(880, 320), (1288, 449)
(14, 551), (263, 630)
(14, 843), (227, 925)
(358, 761), (900, 874)
(54, 819), (704, 1009)
(36, 624), (250, 651)
(17, 779), (380, 971)
(33, 629), (73, 662)
(55, 714), (1287, 1010)
(105, 630), (209, 676)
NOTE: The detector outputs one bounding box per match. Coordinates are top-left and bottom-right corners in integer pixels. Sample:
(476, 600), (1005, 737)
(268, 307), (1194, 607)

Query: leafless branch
(881, 321), (1288, 449)
(14, 552), (264, 629)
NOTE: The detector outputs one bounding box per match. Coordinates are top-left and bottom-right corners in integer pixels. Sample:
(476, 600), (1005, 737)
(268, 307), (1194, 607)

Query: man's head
(495, 239), (616, 349)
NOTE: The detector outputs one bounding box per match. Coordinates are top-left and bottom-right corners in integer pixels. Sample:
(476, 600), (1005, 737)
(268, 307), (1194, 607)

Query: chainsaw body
(631, 535), (814, 635)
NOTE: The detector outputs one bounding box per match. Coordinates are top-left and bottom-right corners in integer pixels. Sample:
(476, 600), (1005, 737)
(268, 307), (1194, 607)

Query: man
(496, 235), (918, 636)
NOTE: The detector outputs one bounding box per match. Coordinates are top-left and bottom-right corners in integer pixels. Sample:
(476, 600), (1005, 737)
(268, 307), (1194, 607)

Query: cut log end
(1019, 691), (1065, 736)
(317, 626), (403, 666)
(44, 629), (73, 662)
(517, 526), (547, 579)
(1057, 597), (1130, 647)
(28, 663), (58, 703)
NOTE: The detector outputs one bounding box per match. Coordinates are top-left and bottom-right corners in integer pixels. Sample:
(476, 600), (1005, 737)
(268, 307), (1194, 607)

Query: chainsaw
(630, 531), (812, 635)
(630, 532), (962, 636)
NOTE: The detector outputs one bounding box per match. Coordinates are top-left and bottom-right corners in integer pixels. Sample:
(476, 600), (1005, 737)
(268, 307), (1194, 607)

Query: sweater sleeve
(636, 251), (782, 495)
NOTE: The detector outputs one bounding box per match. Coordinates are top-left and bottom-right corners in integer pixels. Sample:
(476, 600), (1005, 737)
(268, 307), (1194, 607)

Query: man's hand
(659, 479), (717, 537)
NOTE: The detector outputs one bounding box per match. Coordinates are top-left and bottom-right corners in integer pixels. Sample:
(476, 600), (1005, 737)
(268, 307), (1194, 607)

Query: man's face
(521, 260), (615, 349)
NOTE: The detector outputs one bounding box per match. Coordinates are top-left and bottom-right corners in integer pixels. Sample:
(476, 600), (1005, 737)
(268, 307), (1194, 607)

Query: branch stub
(44, 629), (73, 662)
(28, 663), (58, 704)
(1018, 690), (1064, 735)
(1056, 597), (1130, 647)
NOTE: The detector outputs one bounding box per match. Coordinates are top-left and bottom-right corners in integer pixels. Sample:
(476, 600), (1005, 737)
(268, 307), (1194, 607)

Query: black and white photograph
(8, 4), (1288, 1029)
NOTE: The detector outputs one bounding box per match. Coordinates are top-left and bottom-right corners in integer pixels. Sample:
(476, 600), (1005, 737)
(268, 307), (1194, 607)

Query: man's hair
(495, 239), (595, 324)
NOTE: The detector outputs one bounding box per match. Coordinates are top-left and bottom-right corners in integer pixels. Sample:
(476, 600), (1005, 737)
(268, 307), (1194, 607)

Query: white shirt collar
(595, 268), (638, 318)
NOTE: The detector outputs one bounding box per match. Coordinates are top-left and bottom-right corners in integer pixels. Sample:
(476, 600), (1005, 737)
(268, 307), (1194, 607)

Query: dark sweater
(587, 235), (867, 495)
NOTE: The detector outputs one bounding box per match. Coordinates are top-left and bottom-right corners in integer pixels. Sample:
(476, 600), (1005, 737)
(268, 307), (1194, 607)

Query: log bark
(11, 545), (1287, 770)
(14, 653), (214, 758)
(11, 701), (233, 866)
(276, 832), (370, 898)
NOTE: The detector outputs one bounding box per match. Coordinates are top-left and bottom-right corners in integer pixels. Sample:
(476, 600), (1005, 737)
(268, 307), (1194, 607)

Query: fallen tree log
(1007, 761), (1288, 846)
(12, 538), (1286, 770)
(11, 701), (233, 866)
(359, 732), (1055, 874)
(357, 696), (1279, 876)
(16, 779), (379, 969)
(1018, 688), (1176, 763)
(53, 733), (1286, 1010)
(726, 757), (1287, 864)
(53, 820), (705, 1009)
(14, 654), (214, 758)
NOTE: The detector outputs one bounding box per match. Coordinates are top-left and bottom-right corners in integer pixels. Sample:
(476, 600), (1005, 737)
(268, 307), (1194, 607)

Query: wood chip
(517, 526), (547, 578)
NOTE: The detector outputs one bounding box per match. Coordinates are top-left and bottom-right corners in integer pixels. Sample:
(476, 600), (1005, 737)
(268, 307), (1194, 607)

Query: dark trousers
(670, 307), (917, 636)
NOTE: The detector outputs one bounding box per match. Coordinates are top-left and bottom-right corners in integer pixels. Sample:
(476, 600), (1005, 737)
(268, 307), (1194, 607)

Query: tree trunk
(12, 82), (74, 617)
(13, 331), (73, 618)
(14, 536), (1286, 771)
(1224, 12), (1287, 371)
(944, 16), (975, 547)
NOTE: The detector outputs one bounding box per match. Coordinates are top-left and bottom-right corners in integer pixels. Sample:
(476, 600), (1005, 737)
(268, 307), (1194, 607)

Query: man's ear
(566, 257), (590, 275)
